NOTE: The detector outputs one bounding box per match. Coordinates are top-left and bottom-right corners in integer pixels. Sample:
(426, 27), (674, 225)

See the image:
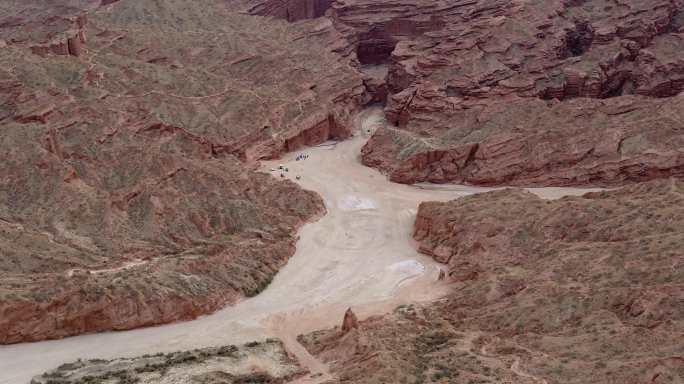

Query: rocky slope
(301, 180), (684, 383)
(303, 0), (684, 186)
(32, 339), (305, 384)
(362, 95), (684, 186)
(0, 0), (366, 344)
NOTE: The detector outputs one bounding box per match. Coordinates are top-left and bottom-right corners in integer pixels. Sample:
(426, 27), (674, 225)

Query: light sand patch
(389, 260), (425, 274)
(337, 195), (377, 211)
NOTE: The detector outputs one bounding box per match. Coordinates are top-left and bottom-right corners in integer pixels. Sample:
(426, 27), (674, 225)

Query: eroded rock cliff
(362, 95), (684, 186)
(321, 0), (684, 185)
(301, 180), (684, 383)
(0, 0), (365, 343)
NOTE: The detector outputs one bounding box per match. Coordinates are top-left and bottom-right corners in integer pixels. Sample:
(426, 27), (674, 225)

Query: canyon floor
(2, 0), (684, 383)
(0, 107), (601, 384)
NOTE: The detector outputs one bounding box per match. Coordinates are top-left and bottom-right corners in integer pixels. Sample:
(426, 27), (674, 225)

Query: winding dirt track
(0, 107), (600, 383)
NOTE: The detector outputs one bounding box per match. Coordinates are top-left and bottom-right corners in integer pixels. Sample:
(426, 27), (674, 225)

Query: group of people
(275, 153), (309, 180)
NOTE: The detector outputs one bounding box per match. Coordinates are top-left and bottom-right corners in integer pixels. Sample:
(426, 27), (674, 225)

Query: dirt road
(0, 107), (599, 383)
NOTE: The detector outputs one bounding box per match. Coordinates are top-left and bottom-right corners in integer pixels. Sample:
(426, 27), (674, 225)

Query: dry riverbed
(0, 107), (600, 384)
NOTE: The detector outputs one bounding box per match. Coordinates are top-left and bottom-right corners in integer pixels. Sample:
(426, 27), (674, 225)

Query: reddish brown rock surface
(307, 0), (684, 186)
(246, 0), (334, 22)
(247, 0), (684, 186)
(362, 95), (684, 186)
(341, 307), (359, 334)
(0, 0), (366, 344)
(301, 180), (684, 383)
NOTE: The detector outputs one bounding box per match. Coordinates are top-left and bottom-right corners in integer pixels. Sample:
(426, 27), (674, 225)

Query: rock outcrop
(314, 0), (684, 186)
(341, 308), (359, 334)
(300, 180), (684, 384)
(362, 95), (684, 186)
(246, 0), (334, 21)
(0, 1), (96, 57)
(0, 0), (365, 344)
(33, 339), (305, 384)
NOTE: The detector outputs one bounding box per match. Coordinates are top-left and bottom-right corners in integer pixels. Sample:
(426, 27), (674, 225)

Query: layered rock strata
(362, 95), (684, 186)
(301, 180), (684, 384)
(289, 0), (684, 186)
(0, 0), (365, 343)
